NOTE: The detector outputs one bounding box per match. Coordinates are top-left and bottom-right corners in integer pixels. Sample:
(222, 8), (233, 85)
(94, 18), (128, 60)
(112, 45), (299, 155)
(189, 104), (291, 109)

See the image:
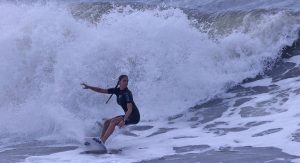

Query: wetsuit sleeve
(107, 88), (116, 94)
(124, 92), (133, 103)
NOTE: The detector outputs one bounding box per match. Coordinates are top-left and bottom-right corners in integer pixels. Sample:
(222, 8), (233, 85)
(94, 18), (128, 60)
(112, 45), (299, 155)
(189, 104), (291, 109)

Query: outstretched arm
(81, 83), (108, 94)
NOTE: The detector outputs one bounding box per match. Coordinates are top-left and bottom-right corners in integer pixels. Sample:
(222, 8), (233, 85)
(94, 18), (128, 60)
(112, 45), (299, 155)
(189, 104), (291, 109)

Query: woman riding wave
(81, 75), (140, 144)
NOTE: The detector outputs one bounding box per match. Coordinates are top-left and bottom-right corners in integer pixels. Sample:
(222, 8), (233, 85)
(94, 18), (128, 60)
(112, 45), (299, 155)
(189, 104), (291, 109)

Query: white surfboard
(82, 137), (107, 154)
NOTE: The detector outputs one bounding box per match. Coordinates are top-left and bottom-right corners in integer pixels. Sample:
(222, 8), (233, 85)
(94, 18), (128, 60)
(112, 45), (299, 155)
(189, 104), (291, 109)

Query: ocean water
(1, 0), (300, 162)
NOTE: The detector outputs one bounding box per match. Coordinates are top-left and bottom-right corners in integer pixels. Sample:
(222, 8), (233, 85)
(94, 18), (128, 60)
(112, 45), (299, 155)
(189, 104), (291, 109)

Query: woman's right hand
(81, 83), (89, 89)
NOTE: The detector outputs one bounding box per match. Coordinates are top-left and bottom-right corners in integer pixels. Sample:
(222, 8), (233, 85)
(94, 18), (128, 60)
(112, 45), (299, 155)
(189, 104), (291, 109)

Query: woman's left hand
(81, 83), (89, 89)
(118, 119), (125, 128)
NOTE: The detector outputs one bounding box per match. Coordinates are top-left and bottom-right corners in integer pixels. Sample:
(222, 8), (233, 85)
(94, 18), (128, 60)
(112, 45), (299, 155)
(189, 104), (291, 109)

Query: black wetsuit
(107, 87), (140, 125)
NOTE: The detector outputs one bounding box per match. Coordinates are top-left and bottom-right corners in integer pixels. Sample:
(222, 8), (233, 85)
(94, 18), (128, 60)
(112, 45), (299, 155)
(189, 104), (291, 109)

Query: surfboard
(81, 121), (123, 154)
(82, 137), (107, 154)
(82, 137), (123, 154)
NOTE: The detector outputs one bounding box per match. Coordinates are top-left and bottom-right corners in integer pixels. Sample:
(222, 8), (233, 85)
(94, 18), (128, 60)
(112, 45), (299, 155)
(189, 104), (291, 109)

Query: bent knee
(110, 118), (122, 125)
(104, 120), (111, 125)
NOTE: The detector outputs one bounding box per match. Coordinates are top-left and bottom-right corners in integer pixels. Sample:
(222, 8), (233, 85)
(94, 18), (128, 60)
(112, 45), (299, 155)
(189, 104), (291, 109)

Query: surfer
(81, 75), (140, 144)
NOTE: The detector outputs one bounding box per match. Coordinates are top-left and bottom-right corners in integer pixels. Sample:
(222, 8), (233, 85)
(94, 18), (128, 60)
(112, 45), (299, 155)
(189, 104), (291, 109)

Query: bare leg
(101, 117), (123, 144)
(100, 119), (111, 140)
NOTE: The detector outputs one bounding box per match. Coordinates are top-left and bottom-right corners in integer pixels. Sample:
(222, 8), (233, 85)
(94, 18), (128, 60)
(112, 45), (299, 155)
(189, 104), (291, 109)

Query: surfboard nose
(83, 137), (107, 154)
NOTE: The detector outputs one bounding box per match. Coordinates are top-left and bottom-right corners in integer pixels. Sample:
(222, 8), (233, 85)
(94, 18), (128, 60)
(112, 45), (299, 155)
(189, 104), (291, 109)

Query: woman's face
(119, 76), (128, 89)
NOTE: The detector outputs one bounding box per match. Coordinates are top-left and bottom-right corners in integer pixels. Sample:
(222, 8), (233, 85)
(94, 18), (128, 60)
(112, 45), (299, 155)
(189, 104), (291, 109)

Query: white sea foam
(1, 1), (300, 162)
(23, 62), (300, 162)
